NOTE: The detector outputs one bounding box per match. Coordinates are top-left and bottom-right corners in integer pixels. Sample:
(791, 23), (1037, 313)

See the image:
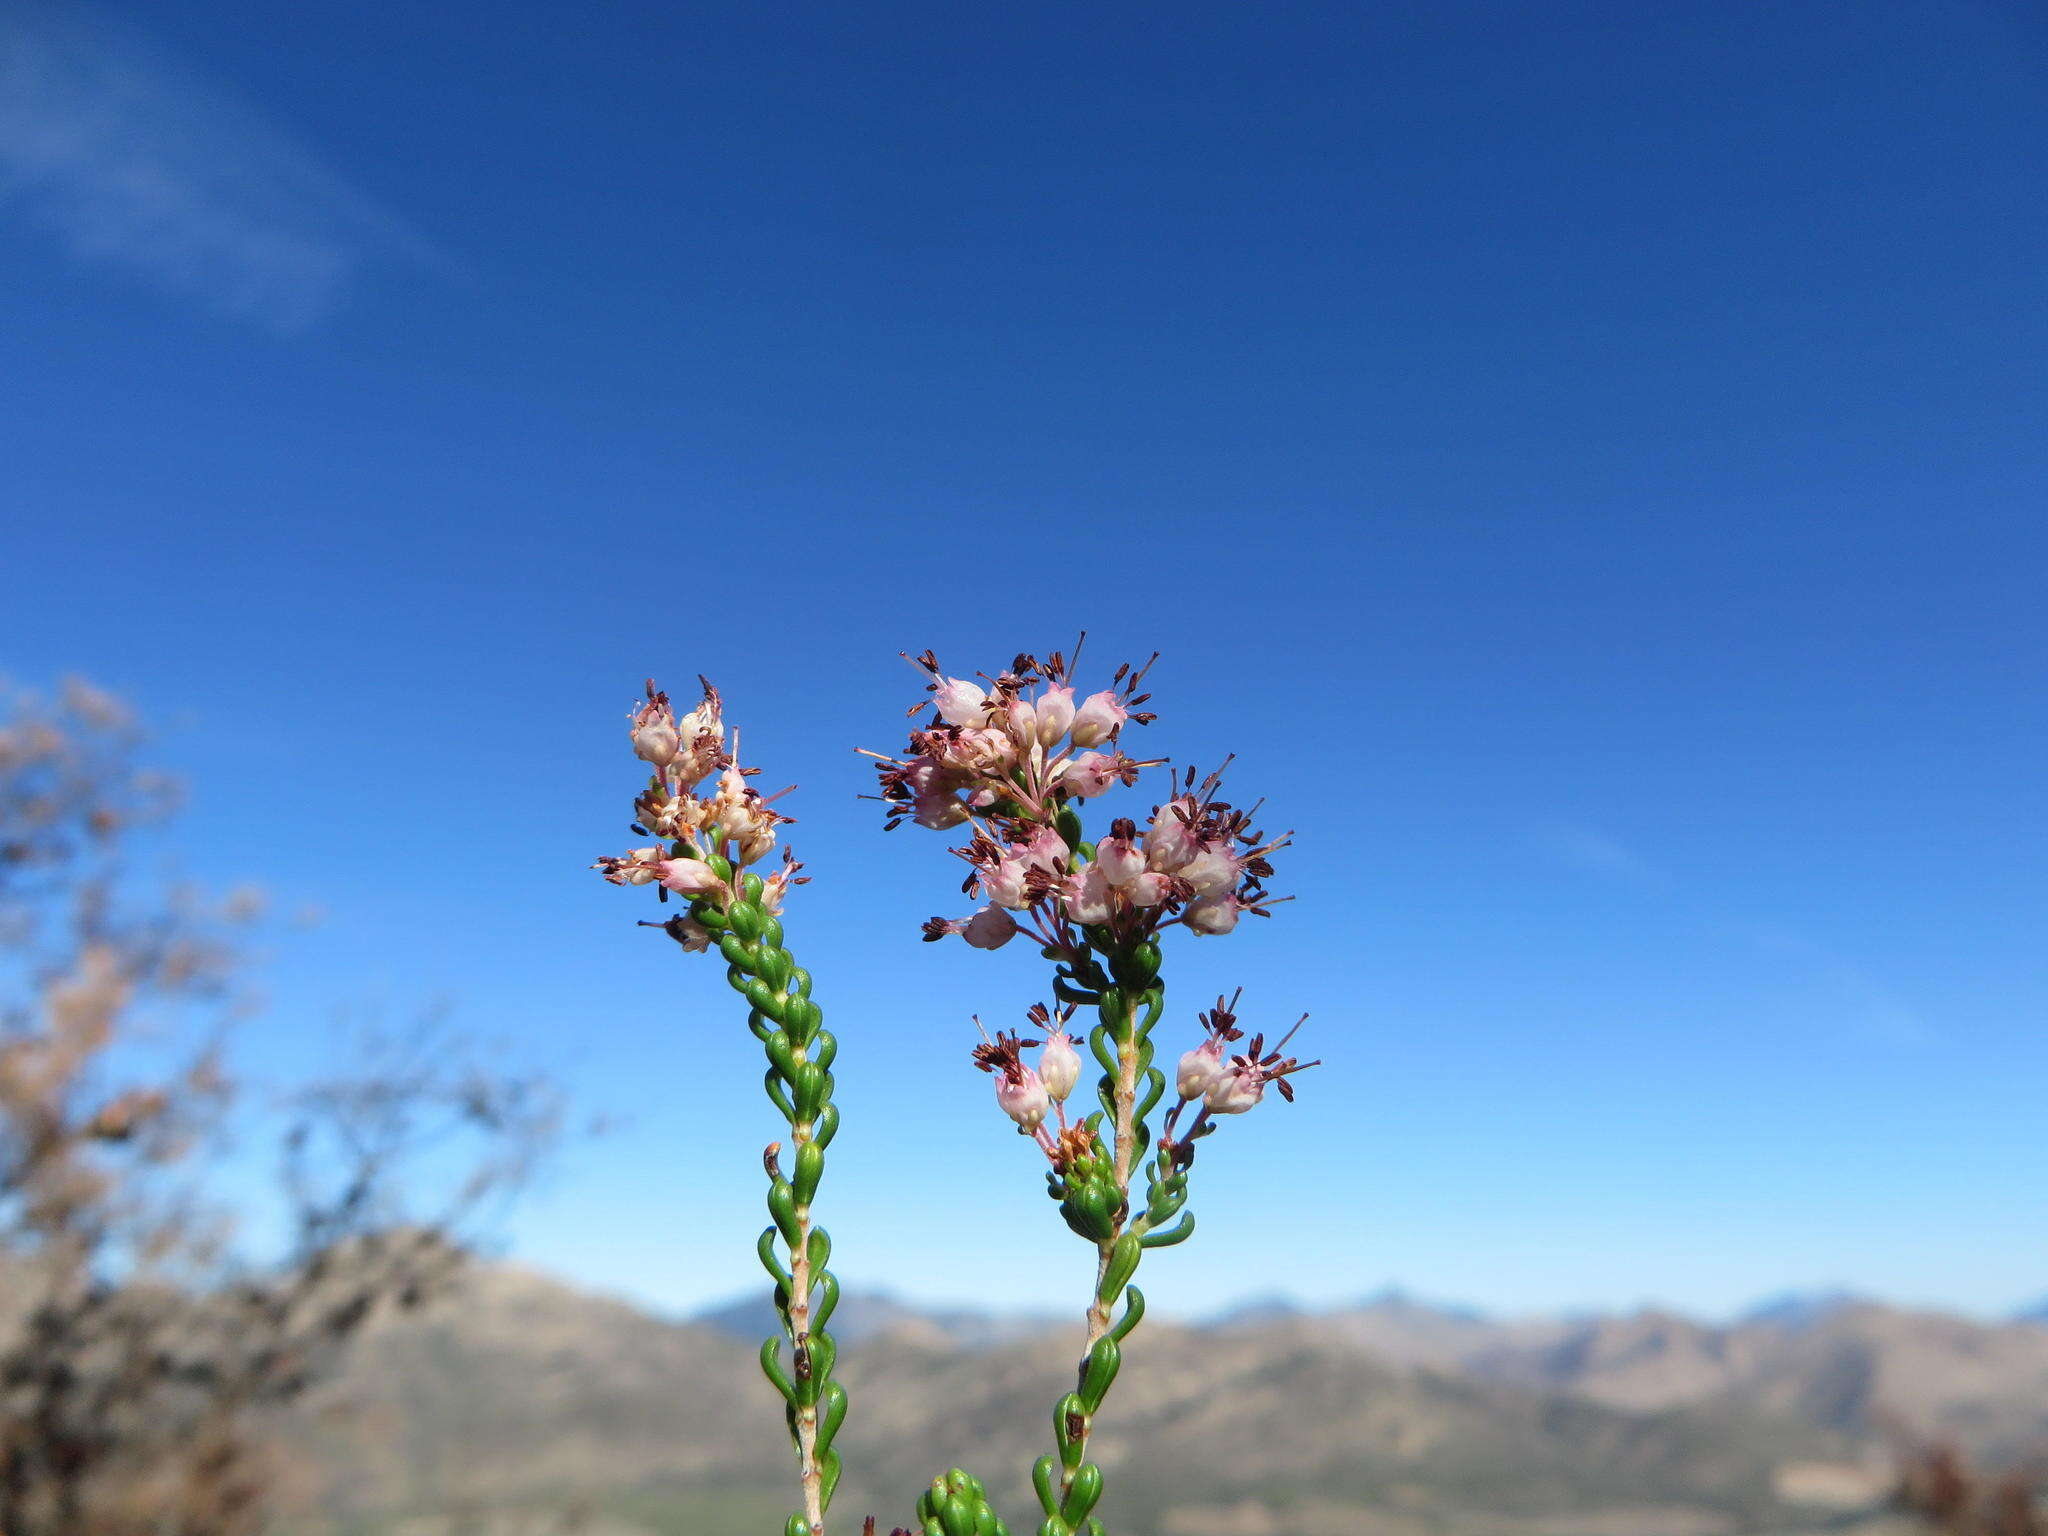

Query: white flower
(978, 852), (1034, 910)
(1059, 864), (1114, 926)
(1094, 834), (1145, 887)
(962, 906), (1020, 949)
(657, 857), (724, 896)
(1184, 892), (1241, 935)
(1177, 845), (1242, 896)
(1203, 1062), (1265, 1115)
(1145, 798), (1198, 872)
(1176, 1036), (1226, 1101)
(1039, 1030), (1082, 1102)
(1034, 685), (1076, 747)
(1069, 690), (1127, 748)
(629, 690), (681, 767)
(932, 677), (988, 727)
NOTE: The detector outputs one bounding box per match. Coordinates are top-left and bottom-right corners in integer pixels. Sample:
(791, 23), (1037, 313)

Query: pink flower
(1127, 871), (1172, 907)
(1176, 992), (1247, 1100)
(1203, 1061), (1266, 1114)
(1094, 833), (1145, 887)
(1177, 844), (1243, 896)
(1033, 686), (1076, 747)
(1069, 690), (1127, 748)
(657, 857), (724, 896)
(1145, 798), (1198, 872)
(932, 677), (988, 727)
(1204, 1020), (1318, 1115)
(1184, 892), (1242, 935)
(1059, 864), (1114, 925)
(922, 727), (1014, 779)
(1062, 751), (1123, 798)
(899, 757), (955, 797)
(977, 851), (1034, 910)
(973, 1023), (1054, 1131)
(995, 1066), (1051, 1131)
(1176, 1036), (1227, 1101)
(962, 906), (1020, 949)
(1001, 696), (1039, 748)
(914, 792), (969, 830)
(1021, 825), (1071, 876)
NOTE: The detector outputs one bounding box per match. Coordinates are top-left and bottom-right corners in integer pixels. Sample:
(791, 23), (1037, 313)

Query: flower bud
(1034, 686), (1076, 747)
(1069, 690), (1127, 748)
(1176, 1036), (1226, 1101)
(932, 677), (988, 727)
(1039, 1030), (1082, 1102)
(995, 1066), (1051, 1131)
(962, 905), (1020, 949)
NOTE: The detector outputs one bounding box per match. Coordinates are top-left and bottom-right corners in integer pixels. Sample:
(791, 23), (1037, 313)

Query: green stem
(1034, 941), (1168, 1536)
(696, 872), (846, 1536)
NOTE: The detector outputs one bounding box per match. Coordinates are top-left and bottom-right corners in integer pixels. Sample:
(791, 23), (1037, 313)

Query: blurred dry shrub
(1896, 1438), (2045, 1536)
(0, 678), (560, 1535)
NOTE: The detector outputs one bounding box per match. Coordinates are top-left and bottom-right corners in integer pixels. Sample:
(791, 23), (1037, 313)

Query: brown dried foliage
(0, 680), (558, 1536)
(1897, 1440), (2045, 1536)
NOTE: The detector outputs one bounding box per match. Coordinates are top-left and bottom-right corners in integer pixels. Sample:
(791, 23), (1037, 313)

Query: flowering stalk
(596, 650), (1319, 1536)
(872, 643), (1317, 1536)
(594, 681), (844, 1536)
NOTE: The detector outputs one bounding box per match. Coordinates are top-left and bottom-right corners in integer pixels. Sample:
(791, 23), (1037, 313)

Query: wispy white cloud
(0, 2), (441, 331)
(1527, 821), (1935, 1045)
(1526, 823), (1673, 889)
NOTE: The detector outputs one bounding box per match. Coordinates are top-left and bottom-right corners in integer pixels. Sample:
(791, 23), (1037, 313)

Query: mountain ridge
(272, 1262), (2047, 1536)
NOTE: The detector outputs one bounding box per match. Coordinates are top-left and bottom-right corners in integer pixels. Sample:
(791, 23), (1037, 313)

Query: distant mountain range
(278, 1266), (2048, 1536)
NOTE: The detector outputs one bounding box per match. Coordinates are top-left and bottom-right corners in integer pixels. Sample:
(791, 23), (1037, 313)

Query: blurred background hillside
(274, 1265), (2048, 1535)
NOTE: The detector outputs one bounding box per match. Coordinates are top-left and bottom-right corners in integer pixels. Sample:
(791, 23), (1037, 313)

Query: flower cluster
(971, 1002), (1085, 1154)
(1166, 990), (1318, 1127)
(593, 678), (803, 949)
(979, 990), (1318, 1149)
(866, 646), (1289, 954)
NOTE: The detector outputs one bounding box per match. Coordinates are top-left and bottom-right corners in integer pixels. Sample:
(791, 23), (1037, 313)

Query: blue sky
(3, 0), (2044, 1322)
